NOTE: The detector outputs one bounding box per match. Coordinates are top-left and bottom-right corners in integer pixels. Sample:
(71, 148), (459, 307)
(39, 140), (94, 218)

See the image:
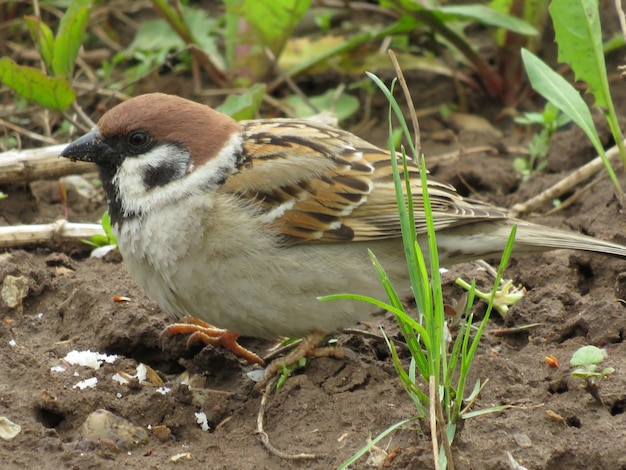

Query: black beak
(60, 128), (112, 164)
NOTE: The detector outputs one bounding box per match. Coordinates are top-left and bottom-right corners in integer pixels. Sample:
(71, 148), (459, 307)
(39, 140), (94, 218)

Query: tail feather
(432, 220), (626, 266)
(513, 222), (626, 257)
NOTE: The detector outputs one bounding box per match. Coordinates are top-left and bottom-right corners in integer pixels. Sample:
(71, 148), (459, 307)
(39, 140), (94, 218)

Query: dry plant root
(255, 376), (319, 460)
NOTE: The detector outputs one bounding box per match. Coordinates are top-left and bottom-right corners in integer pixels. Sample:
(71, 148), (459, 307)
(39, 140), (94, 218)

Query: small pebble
(151, 425), (172, 442)
(80, 409), (148, 450)
(513, 433), (532, 448)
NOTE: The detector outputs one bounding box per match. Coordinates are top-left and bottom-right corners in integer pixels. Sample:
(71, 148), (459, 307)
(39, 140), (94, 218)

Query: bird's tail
(433, 220), (626, 266)
(513, 221), (626, 257)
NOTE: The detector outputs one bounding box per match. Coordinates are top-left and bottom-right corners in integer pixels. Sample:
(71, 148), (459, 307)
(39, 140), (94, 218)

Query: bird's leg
(160, 316), (265, 366)
(261, 331), (345, 387)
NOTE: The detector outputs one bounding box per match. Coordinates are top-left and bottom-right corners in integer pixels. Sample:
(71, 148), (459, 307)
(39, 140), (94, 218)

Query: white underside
(116, 192), (409, 339)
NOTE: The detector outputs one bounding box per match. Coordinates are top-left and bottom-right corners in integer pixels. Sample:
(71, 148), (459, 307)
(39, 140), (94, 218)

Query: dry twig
(0, 145), (94, 185)
(0, 220), (104, 249)
(510, 139), (625, 217)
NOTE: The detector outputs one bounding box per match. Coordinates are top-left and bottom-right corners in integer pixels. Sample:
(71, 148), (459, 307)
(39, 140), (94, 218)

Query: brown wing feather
(219, 118), (509, 246)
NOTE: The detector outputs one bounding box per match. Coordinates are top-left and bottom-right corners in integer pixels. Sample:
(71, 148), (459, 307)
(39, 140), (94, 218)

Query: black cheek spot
(142, 161), (186, 189)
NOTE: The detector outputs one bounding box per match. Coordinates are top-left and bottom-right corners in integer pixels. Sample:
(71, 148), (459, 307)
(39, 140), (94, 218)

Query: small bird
(61, 93), (626, 377)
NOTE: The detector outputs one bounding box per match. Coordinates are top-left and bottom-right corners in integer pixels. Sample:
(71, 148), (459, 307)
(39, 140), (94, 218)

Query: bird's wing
(219, 118), (509, 246)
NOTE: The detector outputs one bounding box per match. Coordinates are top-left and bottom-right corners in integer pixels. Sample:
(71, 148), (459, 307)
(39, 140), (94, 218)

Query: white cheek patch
(113, 133), (243, 217)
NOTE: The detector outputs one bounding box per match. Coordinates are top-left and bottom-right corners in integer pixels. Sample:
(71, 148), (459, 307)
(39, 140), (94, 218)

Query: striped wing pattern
(219, 118), (508, 246)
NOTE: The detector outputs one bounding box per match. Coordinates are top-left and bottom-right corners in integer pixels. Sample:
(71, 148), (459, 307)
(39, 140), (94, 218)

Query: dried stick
(510, 139), (625, 217)
(0, 145), (94, 185)
(0, 220), (104, 249)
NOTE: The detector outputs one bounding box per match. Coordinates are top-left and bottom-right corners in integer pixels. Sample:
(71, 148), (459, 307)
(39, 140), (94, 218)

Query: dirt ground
(3, 16), (626, 470)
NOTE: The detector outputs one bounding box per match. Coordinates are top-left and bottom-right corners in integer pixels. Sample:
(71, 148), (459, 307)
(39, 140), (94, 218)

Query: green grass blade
(382, 330), (430, 405)
(337, 416), (419, 470)
(52, 2), (91, 78)
(456, 226), (516, 419)
(436, 4), (538, 35)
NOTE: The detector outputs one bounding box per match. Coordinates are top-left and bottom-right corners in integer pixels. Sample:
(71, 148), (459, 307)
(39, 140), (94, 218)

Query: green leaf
(462, 404), (512, 418)
(514, 111), (547, 126)
(513, 157), (530, 172)
(0, 58), (75, 110)
(127, 8), (224, 71)
(227, 0), (312, 56)
(128, 18), (185, 52)
(571, 367), (600, 379)
(521, 48), (621, 191)
(283, 89), (360, 121)
(549, 0), (608, 108)
(570, 345), (606, 366)
(603, 33), (626, 54)
(24, 16), (55, 70)
(216, 83), (266, 120)
(100, 211), (116, 242)
(549, 0), (626, 171)
(436, 5), (538, 36)
(184, 9), (225, 70)
(87, 234), (110, 246)
(489, 0), (549, 46)
(382, 0), (537, 35)
(52, 2), (92, 77)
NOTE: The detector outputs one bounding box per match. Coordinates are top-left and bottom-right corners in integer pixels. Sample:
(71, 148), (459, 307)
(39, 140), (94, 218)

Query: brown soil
(2, 12), (626, 470)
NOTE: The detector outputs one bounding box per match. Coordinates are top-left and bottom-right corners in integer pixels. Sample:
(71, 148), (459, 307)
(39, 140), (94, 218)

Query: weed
(330, 65), (515, 470)
(522, 0), (626, 193)
(513, 102), (571, 181)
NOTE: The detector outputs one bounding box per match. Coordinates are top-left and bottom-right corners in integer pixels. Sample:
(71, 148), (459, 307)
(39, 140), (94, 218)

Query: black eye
(129, 130), (149, 147)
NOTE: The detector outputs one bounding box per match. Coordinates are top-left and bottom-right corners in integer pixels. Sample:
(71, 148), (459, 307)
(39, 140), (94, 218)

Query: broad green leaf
(0, 58), (75, 110)
(549, 0), (608, 107)
(128, 19), (186, 51)
(283, 89), (359, 121)
(570, 345), (606, 366)
(522, 49), (599, 151)
(128, 9), (224, 71)
(226, 0), (311, 56)
(52, 3), (91, 77)
(549, 0), (626, 169)
(184, 10), (225, 70)
(521, 48), (621, 190)
(216, 83), (266, 120)
(24, 16), (55, 69)
(436, 5), (538, 36)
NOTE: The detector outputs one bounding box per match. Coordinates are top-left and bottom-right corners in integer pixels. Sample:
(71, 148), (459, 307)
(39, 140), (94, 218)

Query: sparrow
(60, 93), (626, 378)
